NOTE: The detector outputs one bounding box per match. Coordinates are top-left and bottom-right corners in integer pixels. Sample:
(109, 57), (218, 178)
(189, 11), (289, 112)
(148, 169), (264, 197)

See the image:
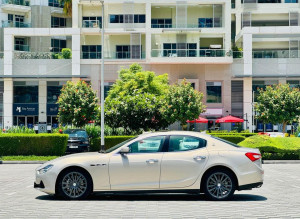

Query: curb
(263, 160), (300, 164)
(0, 161), (46, 164)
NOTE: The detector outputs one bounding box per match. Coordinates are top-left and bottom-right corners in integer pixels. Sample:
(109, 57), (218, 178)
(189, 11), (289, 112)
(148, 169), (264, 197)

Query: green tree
(105, 63), (170, 133)
(57, 80), (99, 127)
(59, 0), (72, 16)
(161, 79), (206, 128)
(255, 84), (300, 132)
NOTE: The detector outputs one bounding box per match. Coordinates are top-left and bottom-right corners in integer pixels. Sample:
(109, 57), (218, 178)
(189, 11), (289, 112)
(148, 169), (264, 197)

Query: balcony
(0, 0), (30, 12)
(82, 20), (102, 28)
(151, 19), (222, 29)
(81, 51), (145, 60)
(1, 20), (31, 28)
(150, 49), (232, 64)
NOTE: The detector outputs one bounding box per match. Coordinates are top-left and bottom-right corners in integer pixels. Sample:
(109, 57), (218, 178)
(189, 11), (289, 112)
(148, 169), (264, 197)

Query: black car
(64, 129), (90, 153)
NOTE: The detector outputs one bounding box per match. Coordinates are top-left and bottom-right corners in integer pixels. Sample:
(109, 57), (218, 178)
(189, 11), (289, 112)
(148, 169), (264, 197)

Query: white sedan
(34, 131), (264, 201)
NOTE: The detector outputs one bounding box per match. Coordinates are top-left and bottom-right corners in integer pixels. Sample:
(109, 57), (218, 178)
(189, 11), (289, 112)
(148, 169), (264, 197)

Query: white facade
(0, 0), (299, 132)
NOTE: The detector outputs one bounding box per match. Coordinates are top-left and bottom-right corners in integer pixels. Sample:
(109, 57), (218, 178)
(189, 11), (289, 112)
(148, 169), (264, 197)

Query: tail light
(245, 152), (261, 162)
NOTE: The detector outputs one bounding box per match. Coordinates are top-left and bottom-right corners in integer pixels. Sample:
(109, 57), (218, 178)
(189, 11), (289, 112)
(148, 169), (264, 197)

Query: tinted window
(168, 135), (207, 152)
(128, 136), (166, 153)
(64, 129), (88, 138)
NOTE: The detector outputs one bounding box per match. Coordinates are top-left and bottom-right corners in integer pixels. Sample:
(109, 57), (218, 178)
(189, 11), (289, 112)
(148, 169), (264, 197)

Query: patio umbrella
(187, 116), (208, 123)
(215, 115), (244, 123)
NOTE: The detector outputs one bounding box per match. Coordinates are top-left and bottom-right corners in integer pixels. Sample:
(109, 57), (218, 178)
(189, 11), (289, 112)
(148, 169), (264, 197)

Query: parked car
(64, 129), (90, 153)
(34, 131), (264, 201)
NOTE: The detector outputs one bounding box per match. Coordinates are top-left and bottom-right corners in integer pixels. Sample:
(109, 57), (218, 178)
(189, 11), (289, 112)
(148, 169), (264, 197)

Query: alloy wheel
(206, 172), (233, 199)
(61, 171), (88, 199)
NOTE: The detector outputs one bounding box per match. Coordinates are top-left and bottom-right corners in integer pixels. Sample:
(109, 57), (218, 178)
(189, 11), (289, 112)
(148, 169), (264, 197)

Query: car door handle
(146, 159), (159, 164)
(193, 156), (206, 161)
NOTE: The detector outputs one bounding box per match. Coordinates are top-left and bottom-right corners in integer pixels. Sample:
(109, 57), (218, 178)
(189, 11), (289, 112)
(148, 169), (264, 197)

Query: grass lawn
(0, 156), (59, 161)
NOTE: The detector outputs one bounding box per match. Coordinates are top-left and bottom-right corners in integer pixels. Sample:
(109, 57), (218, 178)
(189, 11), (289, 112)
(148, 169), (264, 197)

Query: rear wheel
(57, 168), (92, 200)
(203, 169), (236, 201)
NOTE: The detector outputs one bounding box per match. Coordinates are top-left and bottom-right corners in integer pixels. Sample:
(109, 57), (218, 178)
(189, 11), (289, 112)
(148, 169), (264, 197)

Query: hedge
(238, 135), (300, 160)
(210, 133), (257, 138)
(0, 134), (68, 156)
(90, 136), (135, 152)
(212, 135), (246, 144)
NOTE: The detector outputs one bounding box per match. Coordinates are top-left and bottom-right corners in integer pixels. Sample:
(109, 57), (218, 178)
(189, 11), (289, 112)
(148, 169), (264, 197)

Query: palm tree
(59, 0), (72, 17)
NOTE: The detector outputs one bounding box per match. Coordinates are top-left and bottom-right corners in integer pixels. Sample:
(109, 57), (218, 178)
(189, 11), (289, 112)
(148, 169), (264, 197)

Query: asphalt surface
(0, 164), (299, 218)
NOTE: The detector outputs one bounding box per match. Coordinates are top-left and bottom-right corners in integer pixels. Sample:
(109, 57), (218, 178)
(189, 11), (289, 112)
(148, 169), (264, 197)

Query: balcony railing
(151, 19), (222, 29)
(233, 51), (243, 58)
(81, 52), (145, 59)
(2, 20), (31, 28)
(151, 49), (228, 58)
(82, 20), (102, 28)
(252, 50), (300, 58)
(14, 45), (30, 52)
(81, 52), (101, 59)
(1, 0), (30, 6)
(13, 52), (71, 59)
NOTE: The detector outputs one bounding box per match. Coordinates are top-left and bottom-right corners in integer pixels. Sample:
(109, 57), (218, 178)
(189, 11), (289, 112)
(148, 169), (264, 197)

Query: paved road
(0, 164), (299, 219)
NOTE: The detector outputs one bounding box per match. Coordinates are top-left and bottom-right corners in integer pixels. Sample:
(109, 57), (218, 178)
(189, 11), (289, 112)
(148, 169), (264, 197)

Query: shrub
(61, 48), (72, 59)
(210, 133), (257, 138)
(238, 135), (300, 160)
(0, 134), (68, 156)
(90, 136), (135, 152)
(4, 126), (35, 134)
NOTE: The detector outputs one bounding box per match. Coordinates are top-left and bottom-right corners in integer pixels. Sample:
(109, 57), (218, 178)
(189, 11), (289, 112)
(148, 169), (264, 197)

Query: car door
(109, 135), (166, 190)
(160, 135), (209, 189)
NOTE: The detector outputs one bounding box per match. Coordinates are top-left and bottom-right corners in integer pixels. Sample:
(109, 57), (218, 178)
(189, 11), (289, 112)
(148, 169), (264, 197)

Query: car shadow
(36, 193), (267, 202)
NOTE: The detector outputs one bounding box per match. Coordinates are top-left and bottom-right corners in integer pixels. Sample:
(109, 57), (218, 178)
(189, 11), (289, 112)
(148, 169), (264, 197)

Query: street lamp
(100, 0), (105, 151)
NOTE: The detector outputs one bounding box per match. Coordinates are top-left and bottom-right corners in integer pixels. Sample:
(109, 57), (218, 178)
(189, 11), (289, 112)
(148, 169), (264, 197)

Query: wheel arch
(55, 166), (94, 194)
(200, 165), (239, 193)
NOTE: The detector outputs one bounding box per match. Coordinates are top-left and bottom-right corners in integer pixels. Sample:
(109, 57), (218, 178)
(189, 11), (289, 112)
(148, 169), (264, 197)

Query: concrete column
(72, 0), (79, 28)
(243, 34), (252, 76)
(39, 80), (47, 123)
(3, 78), (13, 129)
(243, 77), (253, 132)
(146, 2), (151, 60)
(236, 12), (242, 36)
(72, 34), (81, 76)
(4, 33), (14, 76)
(224, 0), (231, 53)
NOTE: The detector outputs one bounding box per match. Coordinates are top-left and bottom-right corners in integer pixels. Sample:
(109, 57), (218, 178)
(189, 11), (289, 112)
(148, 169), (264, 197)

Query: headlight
(83, 141), (89, 144)
(37, 164), (53, 175)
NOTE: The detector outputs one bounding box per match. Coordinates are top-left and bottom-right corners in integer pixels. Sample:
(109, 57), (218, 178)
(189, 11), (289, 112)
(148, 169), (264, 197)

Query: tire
(203, 169), (236, 201)
(57, 168), (92, 200)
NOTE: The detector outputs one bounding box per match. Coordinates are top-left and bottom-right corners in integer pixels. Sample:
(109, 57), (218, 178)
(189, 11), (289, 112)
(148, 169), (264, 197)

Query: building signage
(201, 108), (223, 116)
(47, 104), (59, 116)
(13, 104), (38, 116)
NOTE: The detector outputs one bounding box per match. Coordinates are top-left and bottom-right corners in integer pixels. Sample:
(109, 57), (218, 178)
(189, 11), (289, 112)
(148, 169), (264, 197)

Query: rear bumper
(238, 182), (263, 190)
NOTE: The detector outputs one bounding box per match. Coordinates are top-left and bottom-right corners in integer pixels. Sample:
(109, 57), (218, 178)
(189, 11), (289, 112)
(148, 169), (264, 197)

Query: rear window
(211, 136), (240, 148)
(64, 130), (88, 138)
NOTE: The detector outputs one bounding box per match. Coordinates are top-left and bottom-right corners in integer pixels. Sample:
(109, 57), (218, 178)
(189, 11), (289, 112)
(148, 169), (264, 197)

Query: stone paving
(0, 164), (299, 218)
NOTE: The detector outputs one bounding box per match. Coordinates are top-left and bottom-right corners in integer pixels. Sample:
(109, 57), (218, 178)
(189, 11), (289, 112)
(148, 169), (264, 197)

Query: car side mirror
(119, 146), (130, 154)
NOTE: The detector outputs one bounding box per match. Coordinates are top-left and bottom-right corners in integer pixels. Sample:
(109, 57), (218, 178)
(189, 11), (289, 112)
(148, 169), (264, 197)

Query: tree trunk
(282, 122), (287, 133)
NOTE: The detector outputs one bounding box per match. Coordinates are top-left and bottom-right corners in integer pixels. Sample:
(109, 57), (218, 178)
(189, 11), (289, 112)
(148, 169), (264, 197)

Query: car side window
(168, 135), (207, 152)
(127, 136), (166, 153)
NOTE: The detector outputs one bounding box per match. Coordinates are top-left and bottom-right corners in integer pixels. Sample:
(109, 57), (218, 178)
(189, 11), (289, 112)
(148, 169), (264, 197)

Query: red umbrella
(187, 116), (208, 123)
(215, 115), (244, 123)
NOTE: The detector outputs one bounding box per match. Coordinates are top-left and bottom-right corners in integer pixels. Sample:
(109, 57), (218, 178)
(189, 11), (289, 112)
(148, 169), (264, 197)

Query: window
(128, 136), (166, 153)
(48, 0), (64, 8)
(82, 45), (102, 59)
(51, 39), (66, 53)
(285, 0), (298, 2)
(8, 14), (13, 21)
(163, 43), (197, 57)
(110, 14), (145, 23)
(168, 136), (207, 152)
(104, 82), (114, 99)
(14, 82), (38, 104)
(116, 45), (130, 59)
(82, 16), (102, 28)
(199, 18), (213, 28)
(287, 80), (300, 88)
(15, 38), (27, 51)
(51, 17), (66, 28)
(206, 82), (222, 103)
(47, 82), (63, 104)
(151, 18), (172, 28)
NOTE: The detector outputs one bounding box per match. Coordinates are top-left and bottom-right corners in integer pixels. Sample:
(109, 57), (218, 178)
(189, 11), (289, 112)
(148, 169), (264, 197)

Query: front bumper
(34, 170), (57, 195)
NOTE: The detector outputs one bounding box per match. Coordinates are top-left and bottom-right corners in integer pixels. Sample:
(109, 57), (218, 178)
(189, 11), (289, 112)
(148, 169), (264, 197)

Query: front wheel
(57, 168), (92, 200)
(203, 169), (236, 201)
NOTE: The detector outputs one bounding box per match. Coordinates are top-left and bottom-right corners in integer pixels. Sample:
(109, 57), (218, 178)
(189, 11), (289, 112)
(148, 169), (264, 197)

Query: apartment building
(0, 0), (299, 132)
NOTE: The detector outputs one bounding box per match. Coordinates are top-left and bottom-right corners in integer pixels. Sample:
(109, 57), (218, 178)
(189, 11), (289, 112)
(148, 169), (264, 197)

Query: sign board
(38, 124), (47, 133)
(13, 104), (38, 116)
(47, 104), (59, 116)
(201, 108), (223, 116)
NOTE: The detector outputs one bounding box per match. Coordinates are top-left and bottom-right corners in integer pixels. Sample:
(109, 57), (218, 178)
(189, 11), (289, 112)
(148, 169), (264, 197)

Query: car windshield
(64, 130), (88, 138)
(102, 137), (137, 153)
(211, 136), (240, 148)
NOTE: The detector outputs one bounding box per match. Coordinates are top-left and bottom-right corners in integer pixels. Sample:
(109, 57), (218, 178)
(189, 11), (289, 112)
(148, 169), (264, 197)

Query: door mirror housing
(119, 146), (130, 154)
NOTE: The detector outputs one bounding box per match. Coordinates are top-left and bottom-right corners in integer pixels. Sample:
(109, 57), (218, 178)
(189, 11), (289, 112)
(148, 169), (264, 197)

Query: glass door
(26, 116), (34, 128)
